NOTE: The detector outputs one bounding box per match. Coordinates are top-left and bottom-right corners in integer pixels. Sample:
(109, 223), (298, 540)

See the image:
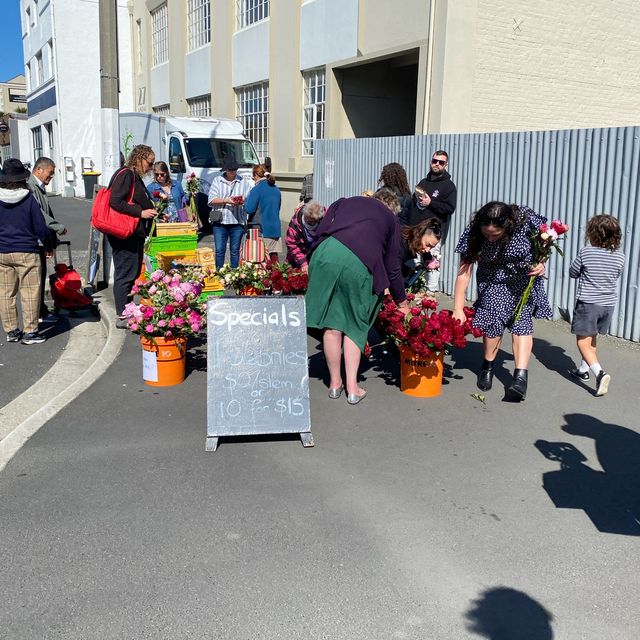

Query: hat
(221, 155), (239, 172)
(0, 158), (31, 184)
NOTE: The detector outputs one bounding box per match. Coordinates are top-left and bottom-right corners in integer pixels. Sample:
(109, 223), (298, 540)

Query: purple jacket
(313, 196), (406, 303)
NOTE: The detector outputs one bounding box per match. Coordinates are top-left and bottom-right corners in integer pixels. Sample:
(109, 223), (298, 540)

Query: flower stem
(513, 275), (535, 323)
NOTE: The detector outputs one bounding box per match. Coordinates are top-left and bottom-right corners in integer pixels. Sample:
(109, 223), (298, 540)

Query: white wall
(232, 20), (269, 87)
(299, 0), (358, 70)
(184, 46), (212, 99)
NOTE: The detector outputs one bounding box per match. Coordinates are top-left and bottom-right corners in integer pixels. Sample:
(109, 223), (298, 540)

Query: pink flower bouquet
(123, 268), (206, 339)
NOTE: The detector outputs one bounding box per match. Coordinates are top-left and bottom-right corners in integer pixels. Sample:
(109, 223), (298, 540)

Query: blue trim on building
(27, 86), (57, 117)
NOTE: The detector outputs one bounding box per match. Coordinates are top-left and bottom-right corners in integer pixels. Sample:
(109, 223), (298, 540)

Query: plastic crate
(155, 222), (198, 237)
(147, 234), (197, 257)
(200, 289), (225, 301)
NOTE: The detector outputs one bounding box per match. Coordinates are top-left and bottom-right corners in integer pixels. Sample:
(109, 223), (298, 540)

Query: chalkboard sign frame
(206, 295), (314, 451)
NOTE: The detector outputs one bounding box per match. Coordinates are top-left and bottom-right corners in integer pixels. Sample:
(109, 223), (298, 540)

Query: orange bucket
(140, 336), (187, 387)
(399, 345), (444, 398)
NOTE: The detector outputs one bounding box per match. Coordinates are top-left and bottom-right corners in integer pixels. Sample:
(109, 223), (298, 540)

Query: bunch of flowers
(185, 173), (200, 222)
(123, 267), (205, 339)
(185, 172), (200, 198)
(216, 262), (269, 294)
(513, 219), (569, 321)
(264, 262), (309, 294)
(151, 190), (169, 215)
(377, 294), (482, 360)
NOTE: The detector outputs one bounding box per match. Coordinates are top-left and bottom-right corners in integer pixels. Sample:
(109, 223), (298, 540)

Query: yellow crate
(155, 222), (198, 237)
(203, 274), (224, 291)
(156, 250), (198, 272)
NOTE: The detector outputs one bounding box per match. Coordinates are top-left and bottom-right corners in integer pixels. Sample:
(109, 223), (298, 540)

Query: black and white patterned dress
(455, 206), (552, 337)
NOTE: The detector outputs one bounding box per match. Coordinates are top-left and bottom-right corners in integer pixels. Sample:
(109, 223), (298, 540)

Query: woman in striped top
(569, 214), (625, 396)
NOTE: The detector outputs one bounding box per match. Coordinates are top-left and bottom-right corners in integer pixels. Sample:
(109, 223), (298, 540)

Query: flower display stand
(141, 336), (187, 387)
(399, 346), (444, 398)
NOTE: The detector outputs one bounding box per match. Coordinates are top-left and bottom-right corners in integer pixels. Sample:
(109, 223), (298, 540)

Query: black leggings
(107, 234), (144, 316)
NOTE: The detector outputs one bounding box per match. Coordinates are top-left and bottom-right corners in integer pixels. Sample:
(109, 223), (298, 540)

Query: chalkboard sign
(206, 296), (313, 451)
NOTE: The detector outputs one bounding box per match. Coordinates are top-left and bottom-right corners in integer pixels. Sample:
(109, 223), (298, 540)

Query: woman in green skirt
(306, 191), (409, 404)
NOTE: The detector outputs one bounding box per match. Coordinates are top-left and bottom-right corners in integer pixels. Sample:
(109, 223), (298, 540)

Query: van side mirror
(264, 156), (272, 173)
(169, 155), (186, 173)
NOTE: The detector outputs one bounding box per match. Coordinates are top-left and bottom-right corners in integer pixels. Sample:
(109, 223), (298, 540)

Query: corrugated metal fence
(314, 126), (640, 341)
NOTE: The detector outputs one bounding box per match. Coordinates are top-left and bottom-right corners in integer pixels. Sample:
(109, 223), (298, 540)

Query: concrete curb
(0, 291), (125, 472)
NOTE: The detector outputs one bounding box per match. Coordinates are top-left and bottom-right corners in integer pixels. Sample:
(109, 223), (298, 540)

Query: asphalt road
(1, 197), (639, 639)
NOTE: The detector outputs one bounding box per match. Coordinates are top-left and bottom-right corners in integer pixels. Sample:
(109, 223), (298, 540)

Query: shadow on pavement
(532, 337), (580, 383)
(535, 413), (640, 536)
(464, 586), (554, 639)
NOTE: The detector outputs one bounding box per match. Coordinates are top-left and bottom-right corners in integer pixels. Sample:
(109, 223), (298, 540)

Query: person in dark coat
(106, 144), (157, 327)
(306, 192), (409, 405)
(403, 150), (457, 240)
(0, 159), (53, 344)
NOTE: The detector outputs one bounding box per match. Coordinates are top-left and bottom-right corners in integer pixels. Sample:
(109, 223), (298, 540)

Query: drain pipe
(422, 0), (437, 134)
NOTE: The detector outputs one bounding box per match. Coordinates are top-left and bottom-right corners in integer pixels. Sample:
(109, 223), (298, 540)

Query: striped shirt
(569, 246), (625, 306)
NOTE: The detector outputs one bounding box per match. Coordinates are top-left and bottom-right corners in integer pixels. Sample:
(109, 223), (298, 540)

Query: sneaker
(595, 371), (611, 396)
(21, 331), (46, 345)
(7, 329), (22, 343)
(570, 368), (590, 381)
(39, 313), (59, 324)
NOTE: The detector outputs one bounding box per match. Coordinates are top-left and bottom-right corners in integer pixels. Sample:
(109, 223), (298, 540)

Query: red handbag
(91, 169), (139, 239)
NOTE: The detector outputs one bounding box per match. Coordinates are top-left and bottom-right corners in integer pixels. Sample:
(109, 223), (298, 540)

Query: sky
(1, 1), (25, 82)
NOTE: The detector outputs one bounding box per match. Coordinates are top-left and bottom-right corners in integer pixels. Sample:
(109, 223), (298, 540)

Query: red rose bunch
(378, 293), (482, 359)
(265, 263), (308, 294)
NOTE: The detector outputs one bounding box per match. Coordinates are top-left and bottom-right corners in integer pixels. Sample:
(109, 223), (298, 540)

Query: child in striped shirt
(569, 214), (625, 396)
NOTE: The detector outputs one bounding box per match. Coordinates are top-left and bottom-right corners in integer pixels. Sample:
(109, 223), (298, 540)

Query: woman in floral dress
(452, 201), (551, 401)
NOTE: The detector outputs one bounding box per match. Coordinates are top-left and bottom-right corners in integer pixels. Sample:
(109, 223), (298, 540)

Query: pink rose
(145, 323), (154, 333)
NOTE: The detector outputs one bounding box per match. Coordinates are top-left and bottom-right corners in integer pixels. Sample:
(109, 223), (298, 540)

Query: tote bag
(91, 169), (139, 239)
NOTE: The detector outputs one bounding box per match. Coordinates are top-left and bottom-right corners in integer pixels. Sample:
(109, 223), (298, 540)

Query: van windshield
(184, 138), (260, 168)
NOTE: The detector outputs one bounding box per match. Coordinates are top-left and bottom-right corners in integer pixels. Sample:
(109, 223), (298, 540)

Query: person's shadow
(535, 414), (640, 536)
(464, 587), (553, 639)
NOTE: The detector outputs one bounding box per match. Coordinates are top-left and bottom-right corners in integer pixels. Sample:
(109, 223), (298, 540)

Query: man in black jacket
(402, 150), (457, 234)
(401, 150), (457, 293)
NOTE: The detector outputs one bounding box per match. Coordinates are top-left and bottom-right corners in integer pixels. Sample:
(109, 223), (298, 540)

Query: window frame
(151, 3), (169, 67)
(32, 126), (43, 163)
(235, 81), (269, 159)
(187, 94), (212, 117)
(187, 0), (211, 51)
(301, 67), (326, 157)
(236, 0), (269, 30)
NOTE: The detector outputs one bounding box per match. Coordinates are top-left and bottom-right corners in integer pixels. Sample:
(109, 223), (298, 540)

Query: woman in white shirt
(207, 155), (253, 269)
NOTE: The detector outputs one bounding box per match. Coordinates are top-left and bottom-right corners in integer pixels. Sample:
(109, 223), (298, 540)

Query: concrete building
(127, 0), (640, 211)
(20, 0), (133, 196)
(0, 75), (27, 116)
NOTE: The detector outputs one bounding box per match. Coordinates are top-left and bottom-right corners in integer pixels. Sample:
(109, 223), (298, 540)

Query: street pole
(98, 0), (120, 287)
(99, 0), (120, 187)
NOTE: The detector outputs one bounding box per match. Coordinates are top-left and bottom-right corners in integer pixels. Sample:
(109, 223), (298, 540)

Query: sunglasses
(154, 172), (167, 177)
(479, 215), (508, 228)
(431, 159), (447, 166)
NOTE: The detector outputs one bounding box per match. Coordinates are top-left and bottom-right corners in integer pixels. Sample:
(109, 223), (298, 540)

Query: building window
(47, 41), (54, 80)
(235, 82), (269, 158)
(33, 0), (38, 25)
(302, 68), (325, 156)
(35, 52), (43, 86)
(152, 104), (170, 116)
(187, 95), (211, 117)
(151, 3), (168, 66)
(236, 0), (269, 30)
(136, 19), (143, 74)
(25, 6), (31, 35)
(32, 126), (43, 162)
(188, 0), (210, 50)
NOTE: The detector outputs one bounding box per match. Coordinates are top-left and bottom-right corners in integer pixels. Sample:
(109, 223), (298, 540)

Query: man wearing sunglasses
(401, 150), (457, 293)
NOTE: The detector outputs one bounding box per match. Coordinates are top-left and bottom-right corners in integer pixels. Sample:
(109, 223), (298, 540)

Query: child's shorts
(571, 300), (614, 335)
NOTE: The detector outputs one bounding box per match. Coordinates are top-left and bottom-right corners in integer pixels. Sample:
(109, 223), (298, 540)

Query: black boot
(477, 359), (495, 391)
(507, 368), (528, 401)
